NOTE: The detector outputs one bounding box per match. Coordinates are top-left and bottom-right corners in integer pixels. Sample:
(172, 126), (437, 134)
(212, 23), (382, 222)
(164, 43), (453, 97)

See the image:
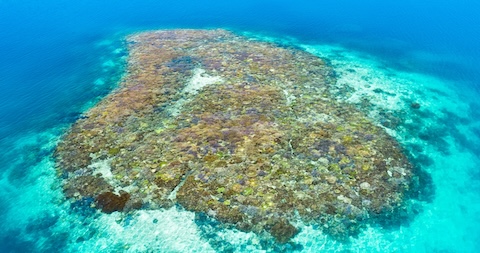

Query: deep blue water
(1, 0), (479, 142)
(1, 1), (480, 252)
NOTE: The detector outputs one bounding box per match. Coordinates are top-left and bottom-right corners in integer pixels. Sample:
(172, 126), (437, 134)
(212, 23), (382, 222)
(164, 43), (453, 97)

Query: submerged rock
(95, 191), (130, 214)
(55, 29), (416, 243)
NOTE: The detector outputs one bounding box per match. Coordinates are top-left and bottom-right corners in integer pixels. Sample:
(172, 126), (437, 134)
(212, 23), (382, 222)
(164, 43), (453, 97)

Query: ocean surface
(1, 1), (479, 252)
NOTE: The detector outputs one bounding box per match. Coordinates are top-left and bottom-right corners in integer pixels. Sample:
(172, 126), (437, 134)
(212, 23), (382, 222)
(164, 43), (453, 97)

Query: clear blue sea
(1, 1), (480, 252)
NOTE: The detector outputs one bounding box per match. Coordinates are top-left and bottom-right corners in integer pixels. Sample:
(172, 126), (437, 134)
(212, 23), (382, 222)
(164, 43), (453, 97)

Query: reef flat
(55, 29), (415, 243)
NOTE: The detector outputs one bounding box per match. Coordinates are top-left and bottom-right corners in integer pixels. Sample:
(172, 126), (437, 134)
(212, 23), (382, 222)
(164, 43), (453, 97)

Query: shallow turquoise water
(1, 1), (480, 252)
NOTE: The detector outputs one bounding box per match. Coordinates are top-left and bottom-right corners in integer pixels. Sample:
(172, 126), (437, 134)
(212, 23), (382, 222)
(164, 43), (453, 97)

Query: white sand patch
(89, 159), (114, 181)
(300, 44), (474, 144)
(185, 68), (224, 94)
(88, 159), (136, 194)
(167, 68), (224, 117)
(64, 209), (215, 253)
(282, 89), (296, 106)
(58, 206), (268, 252)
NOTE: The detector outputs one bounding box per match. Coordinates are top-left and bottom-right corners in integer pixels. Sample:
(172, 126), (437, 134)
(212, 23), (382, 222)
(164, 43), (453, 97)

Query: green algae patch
(55, 29), (415, 243)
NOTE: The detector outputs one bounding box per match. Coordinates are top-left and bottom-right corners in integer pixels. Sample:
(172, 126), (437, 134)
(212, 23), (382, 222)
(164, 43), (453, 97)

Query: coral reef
(55, 29), (416, 243)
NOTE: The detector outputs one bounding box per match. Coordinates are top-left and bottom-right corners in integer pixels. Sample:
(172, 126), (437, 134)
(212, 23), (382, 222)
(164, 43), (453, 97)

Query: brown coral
(95, 191), (131, 214)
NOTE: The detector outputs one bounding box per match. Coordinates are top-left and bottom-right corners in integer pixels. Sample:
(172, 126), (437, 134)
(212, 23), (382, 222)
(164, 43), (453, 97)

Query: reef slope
(55, 29), (414, 243)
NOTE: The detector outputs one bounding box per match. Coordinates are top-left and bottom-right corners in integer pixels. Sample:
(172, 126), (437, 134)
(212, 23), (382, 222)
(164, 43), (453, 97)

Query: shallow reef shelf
(55, 29), (423, 244)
